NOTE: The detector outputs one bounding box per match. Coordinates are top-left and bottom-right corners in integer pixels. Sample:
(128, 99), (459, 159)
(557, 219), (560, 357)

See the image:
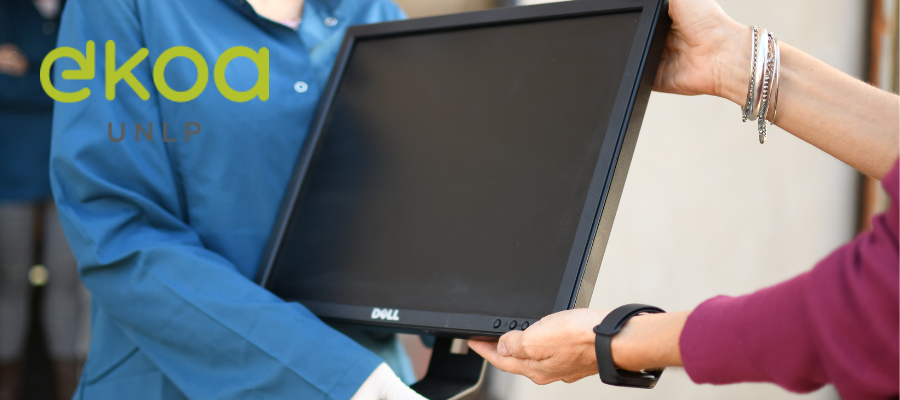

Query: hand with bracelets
(650, 0), (897, 178)
(469, 0), (899, 395)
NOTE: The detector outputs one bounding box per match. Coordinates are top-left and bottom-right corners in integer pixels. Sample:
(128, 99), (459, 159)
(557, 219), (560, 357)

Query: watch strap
(593, 304), (666, 388)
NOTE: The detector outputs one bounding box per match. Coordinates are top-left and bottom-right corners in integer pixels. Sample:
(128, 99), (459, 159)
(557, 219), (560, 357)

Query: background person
(470, 0), (899, 398)
(0, 1), (91, 400)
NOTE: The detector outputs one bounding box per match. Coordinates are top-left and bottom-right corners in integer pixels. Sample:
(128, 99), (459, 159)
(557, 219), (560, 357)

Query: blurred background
(1, 0), (90, 400)
(1, 0), (896, 399)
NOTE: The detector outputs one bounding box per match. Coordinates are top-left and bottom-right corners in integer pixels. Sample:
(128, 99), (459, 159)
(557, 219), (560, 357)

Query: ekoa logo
(371, 308), (400, 321)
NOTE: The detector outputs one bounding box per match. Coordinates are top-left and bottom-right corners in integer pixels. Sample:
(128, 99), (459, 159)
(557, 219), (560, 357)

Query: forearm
(716, 25), (899, 179)
(610, 311), (689, 371)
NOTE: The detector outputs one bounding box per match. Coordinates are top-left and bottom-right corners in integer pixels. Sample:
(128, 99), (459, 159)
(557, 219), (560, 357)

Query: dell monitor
(257, 0), (670, 339)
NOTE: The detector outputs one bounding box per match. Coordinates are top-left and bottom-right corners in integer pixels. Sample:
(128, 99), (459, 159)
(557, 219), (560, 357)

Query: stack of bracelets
(741, 26), (781, 144)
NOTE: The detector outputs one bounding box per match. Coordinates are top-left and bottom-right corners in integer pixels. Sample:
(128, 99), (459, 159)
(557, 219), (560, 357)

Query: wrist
(713, 21), (754, 105)
(577, 309), (607, 368)
(609, 311), (689, 372)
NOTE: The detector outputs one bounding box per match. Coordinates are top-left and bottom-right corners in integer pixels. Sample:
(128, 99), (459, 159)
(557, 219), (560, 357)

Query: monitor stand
(410, 338), (486, 400)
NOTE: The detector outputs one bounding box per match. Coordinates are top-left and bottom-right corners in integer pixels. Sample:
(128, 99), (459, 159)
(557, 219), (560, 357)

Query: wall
(485, 0), (869, 399)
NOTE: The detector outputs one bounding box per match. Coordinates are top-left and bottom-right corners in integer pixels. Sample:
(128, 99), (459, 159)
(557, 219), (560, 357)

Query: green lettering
(154, 47), (209, 102)
(214, 47), (269, 102)
(40, 41), (95, 103)
(106, 41), (149, 101)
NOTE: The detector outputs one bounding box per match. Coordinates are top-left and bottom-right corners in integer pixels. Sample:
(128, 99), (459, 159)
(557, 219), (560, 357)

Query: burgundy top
(680, 160), (899, 400)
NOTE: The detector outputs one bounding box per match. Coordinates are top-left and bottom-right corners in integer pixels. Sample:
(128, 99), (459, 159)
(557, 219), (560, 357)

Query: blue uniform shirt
(49, 0), (413, 398)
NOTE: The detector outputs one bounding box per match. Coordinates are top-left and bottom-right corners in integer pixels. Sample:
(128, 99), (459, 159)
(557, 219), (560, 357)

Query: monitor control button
(508, 320), (517, 330)
(493, 319), (502, 329)
(521, 321), (529, 330)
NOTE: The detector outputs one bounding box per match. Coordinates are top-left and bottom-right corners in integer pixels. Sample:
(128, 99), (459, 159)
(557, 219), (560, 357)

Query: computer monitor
(257, 0), (670, 338)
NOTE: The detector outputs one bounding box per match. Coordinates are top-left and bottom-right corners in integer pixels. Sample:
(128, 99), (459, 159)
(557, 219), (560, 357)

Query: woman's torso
(74, 0), (416, 396)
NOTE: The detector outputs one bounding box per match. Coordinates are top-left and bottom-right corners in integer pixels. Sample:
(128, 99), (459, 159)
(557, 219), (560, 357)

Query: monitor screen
(267, 11), (642, 320)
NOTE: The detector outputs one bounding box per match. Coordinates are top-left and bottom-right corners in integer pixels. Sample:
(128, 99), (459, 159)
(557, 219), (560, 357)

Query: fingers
(466, 340), (496, 358)
(468, 331), (530, 367)
(470, 340), (574, 386)
(472, 310), (612, 386)
(467, 340), (526, 376)
(469, 342), (555, 385)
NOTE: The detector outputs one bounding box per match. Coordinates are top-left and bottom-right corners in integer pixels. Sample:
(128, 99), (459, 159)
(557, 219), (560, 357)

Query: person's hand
(468, 309), (690, 385)
(0, 44), (29, 77)
(351, 363), (429, 400)
(654, 0), (751, 104)
(468, 308), (607, 384)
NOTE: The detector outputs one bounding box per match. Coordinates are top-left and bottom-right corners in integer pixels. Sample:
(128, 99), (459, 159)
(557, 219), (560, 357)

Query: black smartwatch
(593, 303), (666, 388)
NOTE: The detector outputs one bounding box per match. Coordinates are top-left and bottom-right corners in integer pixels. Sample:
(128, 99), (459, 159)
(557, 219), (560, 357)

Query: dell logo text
(371, 308), (400, 321)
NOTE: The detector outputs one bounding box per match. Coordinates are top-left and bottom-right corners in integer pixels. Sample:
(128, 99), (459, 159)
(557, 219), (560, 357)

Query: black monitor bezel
(256, 0), (670, 338)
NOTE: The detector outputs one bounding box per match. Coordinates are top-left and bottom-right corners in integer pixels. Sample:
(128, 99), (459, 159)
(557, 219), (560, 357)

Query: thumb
(498, 331), (527, 359)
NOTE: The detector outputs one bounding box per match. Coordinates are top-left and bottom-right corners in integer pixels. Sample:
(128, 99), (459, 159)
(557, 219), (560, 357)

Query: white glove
(350, 363), (429, 400)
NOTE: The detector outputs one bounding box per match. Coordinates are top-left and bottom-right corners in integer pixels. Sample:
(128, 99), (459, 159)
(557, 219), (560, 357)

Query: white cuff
(350, 363), (428, 400)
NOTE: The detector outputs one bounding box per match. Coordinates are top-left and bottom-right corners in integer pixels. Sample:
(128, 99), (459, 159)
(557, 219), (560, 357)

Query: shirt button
(42, 22), (56, 35)
(294, 81), (309, 93)
(324, 17), (338, 27)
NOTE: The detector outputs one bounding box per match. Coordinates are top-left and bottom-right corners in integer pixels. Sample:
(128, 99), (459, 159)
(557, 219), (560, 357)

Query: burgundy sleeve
(679, 160), (899, 399)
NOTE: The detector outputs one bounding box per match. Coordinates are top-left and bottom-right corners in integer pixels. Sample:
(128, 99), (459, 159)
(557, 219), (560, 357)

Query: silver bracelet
(758, 32), (781, 143)
(769, 34), (781, 125)
(749, 28), (769, 121)
(741, 26), (760, 122)
(758, 34), (773, 143)
(741, 27), (781, 144)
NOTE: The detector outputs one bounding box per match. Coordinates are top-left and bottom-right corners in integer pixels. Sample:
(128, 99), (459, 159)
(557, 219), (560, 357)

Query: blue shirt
(49, 0), (412, 398)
